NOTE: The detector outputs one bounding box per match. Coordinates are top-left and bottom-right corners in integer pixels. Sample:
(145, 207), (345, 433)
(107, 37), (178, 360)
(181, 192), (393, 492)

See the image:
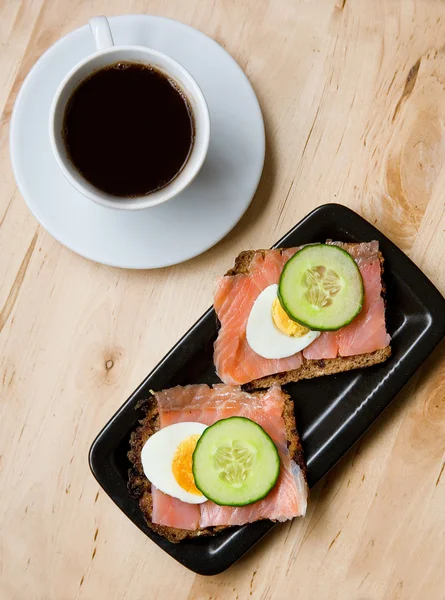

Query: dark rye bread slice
(127, 390), (306, 543)
(223, 244), (391, 391)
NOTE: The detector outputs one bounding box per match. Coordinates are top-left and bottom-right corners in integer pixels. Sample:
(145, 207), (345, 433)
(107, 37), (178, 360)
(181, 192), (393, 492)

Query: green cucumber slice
(278, 244), (364, 331)
(192, 417), (280, 506)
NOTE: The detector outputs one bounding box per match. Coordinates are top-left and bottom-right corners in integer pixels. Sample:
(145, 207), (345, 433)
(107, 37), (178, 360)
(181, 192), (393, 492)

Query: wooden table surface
(2, 1), (445, 598)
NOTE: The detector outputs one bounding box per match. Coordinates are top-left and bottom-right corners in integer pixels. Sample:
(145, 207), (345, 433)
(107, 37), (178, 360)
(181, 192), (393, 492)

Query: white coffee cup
(49, 16), (210, 210)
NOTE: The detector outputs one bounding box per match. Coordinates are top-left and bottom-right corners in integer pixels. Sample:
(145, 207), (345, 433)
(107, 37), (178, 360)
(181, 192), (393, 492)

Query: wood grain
(1, 1), (445, 599)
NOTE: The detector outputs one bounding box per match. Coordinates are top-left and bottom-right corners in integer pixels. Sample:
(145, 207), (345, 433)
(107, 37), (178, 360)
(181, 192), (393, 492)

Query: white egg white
(141, 421), (208, 504)
(246, 284), (321, 359)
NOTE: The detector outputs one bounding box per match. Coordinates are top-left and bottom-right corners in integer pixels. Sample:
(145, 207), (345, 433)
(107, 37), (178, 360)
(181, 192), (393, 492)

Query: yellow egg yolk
(172, 434), (203, 495)
(272, 298), (310, 337)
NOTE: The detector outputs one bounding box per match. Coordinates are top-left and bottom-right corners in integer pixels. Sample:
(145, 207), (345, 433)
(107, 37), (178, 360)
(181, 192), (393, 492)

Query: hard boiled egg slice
(246, 284), (321, 359)
(141, 422), (208, 504)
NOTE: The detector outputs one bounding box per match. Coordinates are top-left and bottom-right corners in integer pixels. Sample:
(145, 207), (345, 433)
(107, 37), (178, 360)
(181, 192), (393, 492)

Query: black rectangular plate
(89, 203), (445, 575)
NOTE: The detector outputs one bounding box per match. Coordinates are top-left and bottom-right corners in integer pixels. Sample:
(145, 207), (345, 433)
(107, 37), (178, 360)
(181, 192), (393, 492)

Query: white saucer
(10, 15), (265, 269)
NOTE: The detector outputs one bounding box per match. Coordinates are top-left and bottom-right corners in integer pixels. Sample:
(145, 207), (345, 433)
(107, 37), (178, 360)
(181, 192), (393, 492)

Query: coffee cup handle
(89, 16), (114, 50)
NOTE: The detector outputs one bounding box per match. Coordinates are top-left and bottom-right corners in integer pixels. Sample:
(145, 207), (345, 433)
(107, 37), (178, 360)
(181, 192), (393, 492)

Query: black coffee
(62, 62), (194, 197)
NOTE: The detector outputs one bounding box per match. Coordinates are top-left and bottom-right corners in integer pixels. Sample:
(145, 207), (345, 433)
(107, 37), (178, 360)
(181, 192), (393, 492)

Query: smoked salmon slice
(304, 242), (391, 358)
(214, 242), (390, 384)
(152, 486), (201, 530)
(214, 249), (302, 385)
(150, 384), (308, 531)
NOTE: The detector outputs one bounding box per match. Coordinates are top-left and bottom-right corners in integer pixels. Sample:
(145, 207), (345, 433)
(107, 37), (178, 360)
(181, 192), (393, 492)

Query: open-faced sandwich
(128, 384), (308, 542)
(214, 241), (391, 388)
(128, 240), (392, 542)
